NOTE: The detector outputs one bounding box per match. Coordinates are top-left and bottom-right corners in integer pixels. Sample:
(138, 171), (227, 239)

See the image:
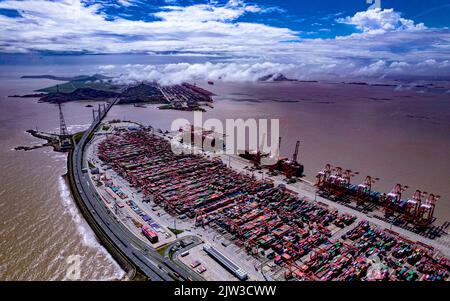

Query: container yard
(158, 82), (214, 111)
(315, 164), (448, 239)
(286, 221), (449, 281)
(88, 121), (450, 281)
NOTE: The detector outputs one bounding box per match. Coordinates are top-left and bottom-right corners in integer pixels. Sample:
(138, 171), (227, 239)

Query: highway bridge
(69, 98), (203, 281)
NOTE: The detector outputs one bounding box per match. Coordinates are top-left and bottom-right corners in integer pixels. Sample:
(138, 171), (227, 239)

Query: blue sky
(81, 0), (450, 38)
(0, 0), (449, 81)
(27, 0), (446, 39)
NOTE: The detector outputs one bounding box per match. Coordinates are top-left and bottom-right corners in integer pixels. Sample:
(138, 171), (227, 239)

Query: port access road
(69, 98), (202, 281)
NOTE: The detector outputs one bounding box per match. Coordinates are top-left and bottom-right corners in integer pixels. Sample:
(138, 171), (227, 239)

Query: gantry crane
(336, 169), (359, 198)
(384, 183), (408, 216)
(315, 163), (332, 189)
(282, 140), (304, 178)
(403, 189), (426, 223)
(416, 193), (439, 228)
(356, 176), (379, 206)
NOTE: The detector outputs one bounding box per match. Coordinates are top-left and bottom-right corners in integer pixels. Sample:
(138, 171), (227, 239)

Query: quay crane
(316, 163), (332, 189)
(383, 183), (408, 216)
(319, 165), (344, 195)
(416, 193), (439, 228)
(338, 169), (359, 197)
(322, 166), (344, 195)
(355, 176), (379, 206)
(322, 167), (358, 199)
(403, 190), (426, 223)
(282, 140), (304, 179)
(314, 163), (443, 231)
(263, 139), (304, 179)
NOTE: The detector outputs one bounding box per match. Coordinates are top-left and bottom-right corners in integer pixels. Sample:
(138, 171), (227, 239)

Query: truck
(142, 225), (158, 243)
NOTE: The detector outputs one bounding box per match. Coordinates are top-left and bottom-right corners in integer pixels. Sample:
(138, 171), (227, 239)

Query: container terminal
(85, 121), (450, 281)
(315, 164), (445, 236)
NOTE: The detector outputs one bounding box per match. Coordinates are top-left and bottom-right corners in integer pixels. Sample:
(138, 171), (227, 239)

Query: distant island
(21, 74), (111, 82)
(12, 74), (215, 112)
(258, 73), (296, 82)
(9, 93), (48, 98)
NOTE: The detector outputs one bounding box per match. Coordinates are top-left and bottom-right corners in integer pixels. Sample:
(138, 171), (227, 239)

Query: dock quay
(314, 164), (447, 240)
(92, 124), (450, 281)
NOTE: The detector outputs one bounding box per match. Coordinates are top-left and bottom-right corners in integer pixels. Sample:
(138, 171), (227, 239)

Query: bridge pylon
(58, 103), (70, 138)
(57, 103), (72, 151)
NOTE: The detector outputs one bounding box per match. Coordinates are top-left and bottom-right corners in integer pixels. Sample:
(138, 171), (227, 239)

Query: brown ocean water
(1, 65), (449, 280)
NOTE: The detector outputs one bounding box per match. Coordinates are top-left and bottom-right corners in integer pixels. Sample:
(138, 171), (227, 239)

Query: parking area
(178, 244), (237, 281)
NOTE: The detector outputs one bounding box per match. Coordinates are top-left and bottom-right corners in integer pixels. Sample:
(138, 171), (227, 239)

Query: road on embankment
(68, 98), (203, 281)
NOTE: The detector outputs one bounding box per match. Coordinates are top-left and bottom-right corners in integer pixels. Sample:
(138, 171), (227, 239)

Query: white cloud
(353, 60), (387, 76)
(154, 3), (245, 23)
(338, 8), (426, 34)
(0, 1), (449, 80)
(0, 0), (296, 54)
(103, 57), (450, 86)
(109, 61), (296, 85)
(117, 0), (135, 7)
(98, 64), (116, 70)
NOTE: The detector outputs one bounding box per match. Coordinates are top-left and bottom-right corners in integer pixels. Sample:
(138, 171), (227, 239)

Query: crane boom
(293, 140), (300, 162)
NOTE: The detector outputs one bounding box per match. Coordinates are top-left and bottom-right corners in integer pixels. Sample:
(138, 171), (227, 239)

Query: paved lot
(178, 245), (237, 281)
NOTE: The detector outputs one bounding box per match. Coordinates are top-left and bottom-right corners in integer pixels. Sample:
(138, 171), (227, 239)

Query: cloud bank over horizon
(106, 62), (295, 85)
(0, 0), (449, 81)
(100, 58), (450, 86)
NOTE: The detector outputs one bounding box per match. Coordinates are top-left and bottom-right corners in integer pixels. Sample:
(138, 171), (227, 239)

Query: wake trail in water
(57, 176), (125, 280)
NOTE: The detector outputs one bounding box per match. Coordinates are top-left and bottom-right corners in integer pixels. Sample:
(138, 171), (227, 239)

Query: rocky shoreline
(15, 129), (62, 152)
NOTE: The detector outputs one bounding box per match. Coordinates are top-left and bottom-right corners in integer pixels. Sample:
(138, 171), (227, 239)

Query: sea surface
(1, 55), (449, 280)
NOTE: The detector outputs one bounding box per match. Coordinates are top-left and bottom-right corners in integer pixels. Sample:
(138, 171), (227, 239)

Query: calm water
(0, 76), (124, 280)
(1, 56), (449, 280)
